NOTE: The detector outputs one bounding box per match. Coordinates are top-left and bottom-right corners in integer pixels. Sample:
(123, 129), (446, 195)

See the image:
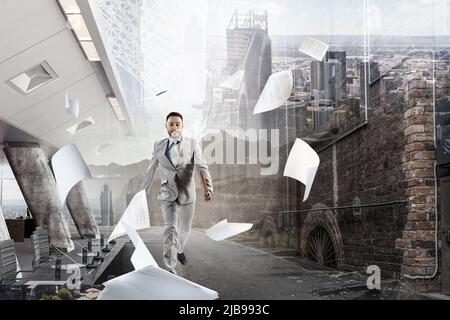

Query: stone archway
(299, 203), (344, 269)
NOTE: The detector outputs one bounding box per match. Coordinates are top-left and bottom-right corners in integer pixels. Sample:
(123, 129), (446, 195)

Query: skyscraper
(310, 60), (344, 102)
(358, 60), (381, 106)
(100, 184), (114, 226)
(226, 10), (272, 130)
(326, 51), (347, 80)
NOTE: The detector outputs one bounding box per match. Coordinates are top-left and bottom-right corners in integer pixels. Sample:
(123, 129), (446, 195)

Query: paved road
(135, 227), (370, 300)
(15, 227), (432, 300)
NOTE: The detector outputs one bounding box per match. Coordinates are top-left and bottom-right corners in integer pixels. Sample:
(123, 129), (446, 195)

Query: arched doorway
(305, 225), (337, 267)
(300, 203), (344, 269)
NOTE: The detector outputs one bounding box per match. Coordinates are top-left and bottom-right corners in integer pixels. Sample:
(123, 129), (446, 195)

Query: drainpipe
(263, 200), (408, 214)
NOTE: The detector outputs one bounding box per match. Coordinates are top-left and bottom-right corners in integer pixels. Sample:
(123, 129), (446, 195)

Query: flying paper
(253, 70), (293, 114)
(206, 219), (253, 241)
(283, 138), (320, 201)
(142, 90), (168, 101)
(107, 190), (150, 243)
(219, 70), (245, 91)
(65, 93), (80, 118)
(95, 142), (112, 156)
(299, 37), (329, 61)
(121, 221), (158, 270)
(156, 90), (168, 96)
(97, 264), (218, 300)
(99, 221), (218, 300)
(51, 144), (91, 205)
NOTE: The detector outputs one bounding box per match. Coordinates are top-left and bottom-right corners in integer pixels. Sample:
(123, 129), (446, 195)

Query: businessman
(142, 112), (213, 273)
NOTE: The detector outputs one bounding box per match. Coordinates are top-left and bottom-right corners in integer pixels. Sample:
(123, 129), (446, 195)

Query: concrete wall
(66, 181), (99, 238)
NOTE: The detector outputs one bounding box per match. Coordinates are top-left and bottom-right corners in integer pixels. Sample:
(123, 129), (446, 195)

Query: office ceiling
(0, 0), (148, 165)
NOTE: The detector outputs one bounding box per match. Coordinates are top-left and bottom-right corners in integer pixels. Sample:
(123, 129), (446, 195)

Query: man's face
(165, 116), (183, 138)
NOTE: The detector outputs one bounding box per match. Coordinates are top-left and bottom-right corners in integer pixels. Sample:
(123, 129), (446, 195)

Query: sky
(85, 0), (450, 166)
(204, 0), (450, 36)
(0, 165), (24, 201)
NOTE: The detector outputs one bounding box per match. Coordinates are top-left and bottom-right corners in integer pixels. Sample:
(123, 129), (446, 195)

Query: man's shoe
(177, 252), (187, 265)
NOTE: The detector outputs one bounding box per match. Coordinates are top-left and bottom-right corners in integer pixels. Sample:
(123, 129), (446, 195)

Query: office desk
(5, 219), (25, 242)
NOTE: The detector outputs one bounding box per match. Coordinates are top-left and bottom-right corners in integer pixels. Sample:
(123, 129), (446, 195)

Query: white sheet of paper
(107, 190), (150, 242)
(253, 70), (293, 114)
(95, 142), (112, 156)
(206, 219), (253, 241)
(219, 70), (245, 91)
(0, 206), (10, 241)
(283, 138), (320, 201)
(51, 144), (91, 205)
(98, 265), (218, 300)
(65, 93), (80, 118)
(299, 37), (329, 61)
(16, 258), (22, 278)
(121, 221), (158, 270)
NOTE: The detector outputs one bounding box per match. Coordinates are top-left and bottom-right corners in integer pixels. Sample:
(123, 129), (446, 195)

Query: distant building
(310, 106), (333, 132)
(358, 60), (381, 106)
(310, 60), (344, 102)
(225, 10), (272, 130)
(326, 51), (347, 80)
(100, 184), (114, 226)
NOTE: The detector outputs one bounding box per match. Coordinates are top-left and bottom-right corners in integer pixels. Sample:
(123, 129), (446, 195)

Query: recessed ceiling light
(57, 0), (80, 14)
(67, 14), (92, 41)
(5, 61), (58, 95)
(107, 96), (126, 121)
(107, 96), (120, 107)
(112, 106), (122, 114)
(115, 112), (126, 121)
(66, 116), (95, 135)
(80, 42), (100, 61)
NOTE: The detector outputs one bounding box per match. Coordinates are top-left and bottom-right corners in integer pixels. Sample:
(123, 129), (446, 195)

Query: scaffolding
(227, 10), (268, 32)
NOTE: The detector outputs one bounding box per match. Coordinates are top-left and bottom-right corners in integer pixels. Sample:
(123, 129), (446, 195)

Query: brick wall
(298, 90), (408, 278)
(395, 87), (440, 292)
(295, 71), (442, 292)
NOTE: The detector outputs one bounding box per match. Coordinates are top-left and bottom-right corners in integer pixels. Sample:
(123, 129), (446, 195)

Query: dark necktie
(166, 140), (180, 165)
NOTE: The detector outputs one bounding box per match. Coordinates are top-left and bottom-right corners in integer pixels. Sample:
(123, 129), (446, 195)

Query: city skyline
(204, 0), (449, 37)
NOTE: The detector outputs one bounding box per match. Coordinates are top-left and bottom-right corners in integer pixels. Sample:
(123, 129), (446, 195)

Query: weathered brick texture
(297, 67), (443, 292)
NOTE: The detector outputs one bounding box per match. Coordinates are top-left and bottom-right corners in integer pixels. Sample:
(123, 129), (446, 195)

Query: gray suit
(142, 136), (213, 269)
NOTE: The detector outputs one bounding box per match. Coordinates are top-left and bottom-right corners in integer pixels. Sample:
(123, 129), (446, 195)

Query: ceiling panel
(40, 101), (120, 147)
(0, 0), (67, 63)
(9, 74), (107, 136)
(0, 118), (57, 157)
(0, 29), (94, 120)
(0, 1), (137, 166)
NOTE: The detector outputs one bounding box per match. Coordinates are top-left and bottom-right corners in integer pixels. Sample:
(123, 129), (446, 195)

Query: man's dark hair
(166, 112), (183, 122)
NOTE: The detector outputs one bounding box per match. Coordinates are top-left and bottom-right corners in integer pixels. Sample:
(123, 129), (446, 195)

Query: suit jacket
(142, 136), (213, 204)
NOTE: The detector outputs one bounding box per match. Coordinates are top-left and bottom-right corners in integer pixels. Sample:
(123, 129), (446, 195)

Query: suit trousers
(160, 200), (195, 269)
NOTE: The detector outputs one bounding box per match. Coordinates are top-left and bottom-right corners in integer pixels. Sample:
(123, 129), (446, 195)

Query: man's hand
(204, 190), (213, 201)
